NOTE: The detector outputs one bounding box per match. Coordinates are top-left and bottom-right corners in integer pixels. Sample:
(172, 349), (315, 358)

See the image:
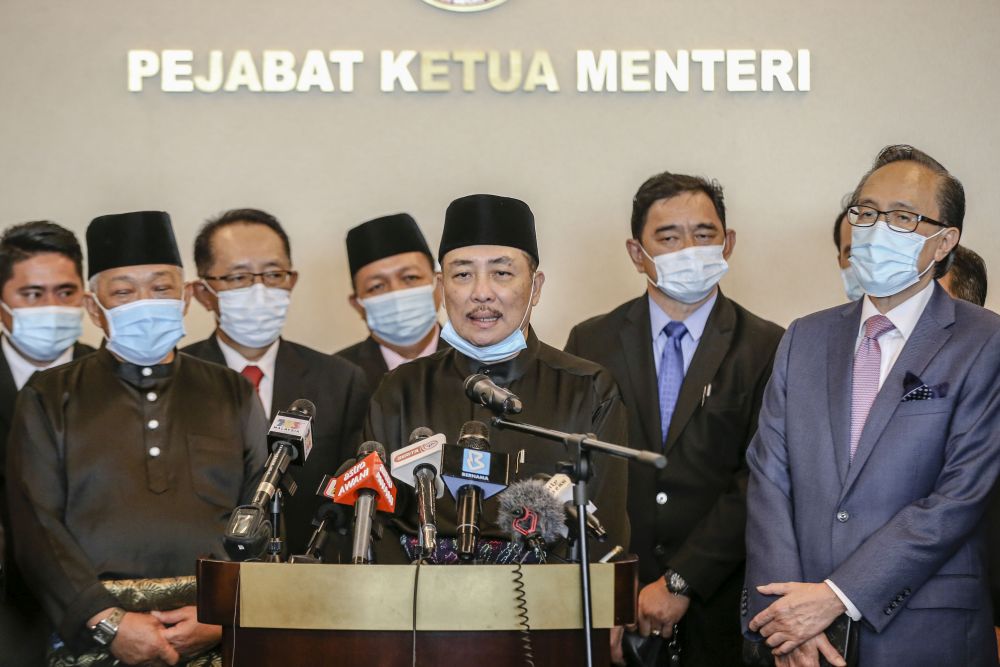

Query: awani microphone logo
(421, 0), (509, 12)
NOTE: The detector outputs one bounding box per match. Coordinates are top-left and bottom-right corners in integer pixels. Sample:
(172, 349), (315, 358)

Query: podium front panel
(239, 562), (616, 630)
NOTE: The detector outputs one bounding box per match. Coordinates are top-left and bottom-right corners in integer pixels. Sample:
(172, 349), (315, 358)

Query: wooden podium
(198, 557), (637, 666)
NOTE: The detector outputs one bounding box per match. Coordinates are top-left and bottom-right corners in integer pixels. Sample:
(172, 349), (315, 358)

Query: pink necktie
(850, 314), (895, 461)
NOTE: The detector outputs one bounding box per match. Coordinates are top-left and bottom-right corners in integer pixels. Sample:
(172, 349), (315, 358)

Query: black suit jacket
(335, 332), (450, 394)
(565, 292), (783, 596)
(334, 336), (389, 394)
(182, 335), (370, 555)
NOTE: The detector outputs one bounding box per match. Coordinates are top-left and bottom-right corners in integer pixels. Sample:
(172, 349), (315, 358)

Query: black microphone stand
(491, 416), (666, 667)
(265, 445), (298, 563)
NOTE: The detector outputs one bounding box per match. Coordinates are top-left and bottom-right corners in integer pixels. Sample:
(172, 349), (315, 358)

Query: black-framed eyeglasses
(845, 205), (945, 234)
(201, 270), (296, 289)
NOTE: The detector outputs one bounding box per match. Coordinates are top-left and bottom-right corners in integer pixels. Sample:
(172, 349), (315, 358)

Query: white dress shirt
(2, 335), (74, 390)
(826, 280), (936, 621)
(216, 336), (280, 416)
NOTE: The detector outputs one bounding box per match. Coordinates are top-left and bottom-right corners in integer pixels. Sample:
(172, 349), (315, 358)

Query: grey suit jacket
(744, 284), (1000, 666)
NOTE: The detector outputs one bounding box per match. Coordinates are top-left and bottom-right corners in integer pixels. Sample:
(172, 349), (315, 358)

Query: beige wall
(1, 0), (997, 352)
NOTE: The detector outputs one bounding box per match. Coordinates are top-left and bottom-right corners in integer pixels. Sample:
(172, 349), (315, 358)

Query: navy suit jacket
(744, 284), (1000, 666)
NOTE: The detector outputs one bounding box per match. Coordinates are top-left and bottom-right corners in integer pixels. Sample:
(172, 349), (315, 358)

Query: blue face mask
(849, 221), (945, 298)
(440, 277), (535, 365)
(840, 266), (865, 301)
(99, 298), (186, 366)
(360, 285), (439, 347)
(1, 303), (83, 362)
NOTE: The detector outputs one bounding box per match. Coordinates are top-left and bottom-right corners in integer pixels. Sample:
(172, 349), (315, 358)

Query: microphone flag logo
(462, 449), (491, 474)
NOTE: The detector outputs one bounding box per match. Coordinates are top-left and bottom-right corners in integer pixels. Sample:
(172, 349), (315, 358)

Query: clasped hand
(748, 581), (847, 667)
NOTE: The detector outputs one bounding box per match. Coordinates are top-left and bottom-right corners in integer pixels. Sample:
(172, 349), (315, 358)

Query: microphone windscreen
(408, 426), (435, 444)
(496, 479), (565, 545)
(458, 420), (490, 450)
(356, 440), (387, 461)
(289, 398), (317, 418)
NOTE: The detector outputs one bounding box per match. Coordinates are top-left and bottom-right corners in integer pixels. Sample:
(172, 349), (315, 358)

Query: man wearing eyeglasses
(184, 208), (369, 559)
(743, 145), (1000, 667)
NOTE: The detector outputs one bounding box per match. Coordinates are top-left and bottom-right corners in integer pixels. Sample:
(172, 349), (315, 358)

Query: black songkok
(438, 194), (538, 265)
(86, 211), (182, 278)
(346, 213), (433, 278)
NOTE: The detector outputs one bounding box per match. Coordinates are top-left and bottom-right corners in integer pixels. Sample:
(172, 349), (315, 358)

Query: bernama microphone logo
(421, 0), (509, 12)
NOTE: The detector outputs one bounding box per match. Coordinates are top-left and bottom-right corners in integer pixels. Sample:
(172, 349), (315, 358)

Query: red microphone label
(512, 507), (538, 537)
(330, 452), (397, 513)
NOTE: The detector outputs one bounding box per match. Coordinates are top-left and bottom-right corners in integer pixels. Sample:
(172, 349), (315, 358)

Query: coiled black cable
(511, 562), (535, 666)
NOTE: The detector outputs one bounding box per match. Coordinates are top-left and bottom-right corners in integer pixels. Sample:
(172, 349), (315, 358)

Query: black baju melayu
(5, 349), (267, 649)
(364, 328), (630, 563)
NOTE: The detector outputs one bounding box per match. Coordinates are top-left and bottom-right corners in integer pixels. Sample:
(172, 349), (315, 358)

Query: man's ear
(722, 229), (737, 260)
(529, 271), (545, 307)
(348, 294), (366, 320)
(625, 239), (649, 275)
(182, 282), (194, 315)
(83, 293), (107, 334)
(191, 280), (217, 314)
(934, 228), (960, 263)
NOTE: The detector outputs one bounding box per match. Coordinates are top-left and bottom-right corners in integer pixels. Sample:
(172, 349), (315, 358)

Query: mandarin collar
(97, 346), (179, 389)
(452, 326), (540, 387)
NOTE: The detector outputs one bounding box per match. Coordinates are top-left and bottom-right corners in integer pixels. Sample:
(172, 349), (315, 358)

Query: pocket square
(902, 371), (948, 402)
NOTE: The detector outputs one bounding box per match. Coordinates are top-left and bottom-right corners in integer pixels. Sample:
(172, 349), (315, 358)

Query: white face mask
(840, 266), (865, 301)
(205, 282), (290, 348)
(98, 298), (186, 367)
(642, 244), (729, 304)
(849, 221), (945, 298)
(359, 284), (439, 347)
(1, 303), (84, 362)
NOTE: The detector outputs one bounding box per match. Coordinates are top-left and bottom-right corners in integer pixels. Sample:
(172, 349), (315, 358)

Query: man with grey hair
(7, 211), (267, 665)
(745, 146), (1000, 666)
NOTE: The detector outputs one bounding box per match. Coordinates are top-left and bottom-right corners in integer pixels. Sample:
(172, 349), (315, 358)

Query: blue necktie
(658, 321), (688, 445)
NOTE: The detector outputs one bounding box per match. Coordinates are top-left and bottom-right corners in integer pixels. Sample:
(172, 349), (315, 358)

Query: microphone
(326, 441), (397, 564)
(390, 427), (446, 557)
(287, 503), (348, 564)
(267, 398), (316, 464)
(223, 398), (318, 560)
(496, 479), (565, 562)
(440, 421), (511, 560)
(537, 473), (608, 542)
(408, 426), (434, 444)
(464, 374), (523, 415)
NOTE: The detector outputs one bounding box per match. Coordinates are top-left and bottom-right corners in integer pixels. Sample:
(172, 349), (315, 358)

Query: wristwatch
(664, 568), (691, 597)
(91, 607), (126, 646)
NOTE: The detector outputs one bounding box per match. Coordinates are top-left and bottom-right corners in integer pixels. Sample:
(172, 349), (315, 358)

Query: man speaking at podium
(6, 211), (267, 665)
(365, 194), (630, 562)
